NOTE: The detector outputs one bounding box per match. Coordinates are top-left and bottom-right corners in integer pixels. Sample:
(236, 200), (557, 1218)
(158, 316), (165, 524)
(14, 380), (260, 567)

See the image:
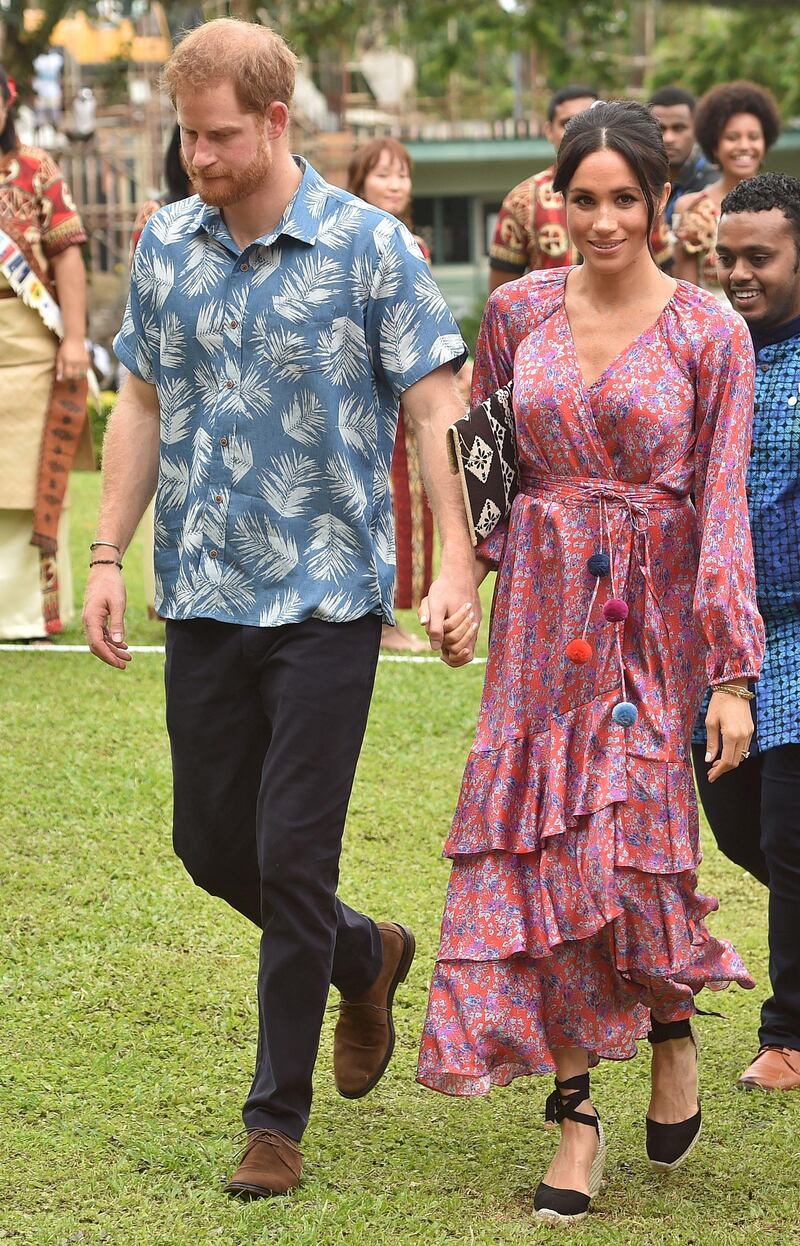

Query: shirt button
(226, 379), (235, 389)
(209, 549), (219, 559)
(760, 363), (769, 372)
(214, 493), (223, 503)
(230, 319), (238, 329)
(240, 262), (249, 272)
(219, 435), (228, 446)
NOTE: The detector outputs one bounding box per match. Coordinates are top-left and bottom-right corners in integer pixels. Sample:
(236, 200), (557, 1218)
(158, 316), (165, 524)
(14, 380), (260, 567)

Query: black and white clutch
(446, 380), (518, 546)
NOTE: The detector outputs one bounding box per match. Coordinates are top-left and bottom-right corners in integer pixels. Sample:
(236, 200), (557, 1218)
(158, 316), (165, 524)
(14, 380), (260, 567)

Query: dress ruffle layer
(417, 732), (754, 1097)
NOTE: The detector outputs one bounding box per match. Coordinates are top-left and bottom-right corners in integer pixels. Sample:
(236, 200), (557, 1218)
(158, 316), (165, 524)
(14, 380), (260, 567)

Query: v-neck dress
(417, 268), (764, 1094)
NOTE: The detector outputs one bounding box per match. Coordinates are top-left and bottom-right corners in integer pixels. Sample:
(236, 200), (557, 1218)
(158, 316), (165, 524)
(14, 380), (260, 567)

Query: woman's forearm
(51, 245), (88, 342)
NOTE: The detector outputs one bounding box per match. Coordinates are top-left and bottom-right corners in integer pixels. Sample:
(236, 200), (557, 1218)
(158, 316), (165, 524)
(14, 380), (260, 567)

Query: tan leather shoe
(737, 1046), (800, 1091)
(334, 921), (415, 1099)
(223, 1128), (302, 1198)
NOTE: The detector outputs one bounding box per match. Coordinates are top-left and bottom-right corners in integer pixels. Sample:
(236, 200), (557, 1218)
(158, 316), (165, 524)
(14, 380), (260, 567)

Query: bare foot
(542, 1103), (599, 1196)
(648, 1036), (699, 1123)
(380, 624), (428, 653)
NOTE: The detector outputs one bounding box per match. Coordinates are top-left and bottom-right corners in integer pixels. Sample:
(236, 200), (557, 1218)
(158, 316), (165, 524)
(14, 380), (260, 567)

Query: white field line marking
(0, 643), (486, 665)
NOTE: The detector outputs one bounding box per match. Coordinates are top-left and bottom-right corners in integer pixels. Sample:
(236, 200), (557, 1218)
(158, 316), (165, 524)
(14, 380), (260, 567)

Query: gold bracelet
(712, 683), (755, 701)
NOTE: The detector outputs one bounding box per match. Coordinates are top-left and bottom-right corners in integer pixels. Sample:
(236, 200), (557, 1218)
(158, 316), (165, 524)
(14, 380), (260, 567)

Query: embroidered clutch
(446, 380), (518, 546)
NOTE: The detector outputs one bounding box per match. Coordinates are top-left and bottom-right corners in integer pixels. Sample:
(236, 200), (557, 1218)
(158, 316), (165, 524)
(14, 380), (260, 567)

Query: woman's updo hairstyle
(553, 100), (669, 248)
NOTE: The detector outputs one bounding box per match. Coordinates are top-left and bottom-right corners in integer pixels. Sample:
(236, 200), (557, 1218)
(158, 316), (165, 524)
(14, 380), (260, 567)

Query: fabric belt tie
(519, 474), (689, 728)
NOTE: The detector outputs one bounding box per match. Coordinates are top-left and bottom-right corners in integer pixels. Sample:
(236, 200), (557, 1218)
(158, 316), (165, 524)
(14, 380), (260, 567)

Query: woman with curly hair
(672, 80), (781, 292)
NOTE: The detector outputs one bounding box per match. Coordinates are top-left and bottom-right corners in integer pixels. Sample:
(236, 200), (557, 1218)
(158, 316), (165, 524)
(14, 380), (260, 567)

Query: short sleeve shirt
(113, 158), (466, 628)
(0, 145), (86, 279)
(489, 165), (579, 275)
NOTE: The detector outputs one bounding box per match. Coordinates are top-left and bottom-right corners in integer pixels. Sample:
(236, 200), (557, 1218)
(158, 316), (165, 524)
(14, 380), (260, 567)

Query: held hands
(82, 564), (131, 669)
(418, 561), (484, 667)
(705, 690), (754, 783)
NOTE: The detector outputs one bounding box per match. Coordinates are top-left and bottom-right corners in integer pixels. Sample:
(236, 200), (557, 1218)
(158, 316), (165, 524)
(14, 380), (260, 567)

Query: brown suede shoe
(223, 1128), (302, 1199)
(334, 921), (416, 1099)
(737, 1046), (800, 1091)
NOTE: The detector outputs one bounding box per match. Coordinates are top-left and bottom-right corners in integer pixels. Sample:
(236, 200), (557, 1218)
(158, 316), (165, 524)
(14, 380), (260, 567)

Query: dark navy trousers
(693, 743), (800, 1051)
(165, 615), (384, 1140)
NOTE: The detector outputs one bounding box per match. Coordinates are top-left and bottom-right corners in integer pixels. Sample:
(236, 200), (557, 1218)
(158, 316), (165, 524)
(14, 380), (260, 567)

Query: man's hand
(83, 565), (131, 669)
(419, 562), (482, 667)
(705, 690), (754, 783)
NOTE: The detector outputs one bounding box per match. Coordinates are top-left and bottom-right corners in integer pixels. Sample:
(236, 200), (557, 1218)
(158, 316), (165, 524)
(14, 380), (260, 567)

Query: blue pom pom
(588, 552), (611, 577)
(612, 701), (638, 727)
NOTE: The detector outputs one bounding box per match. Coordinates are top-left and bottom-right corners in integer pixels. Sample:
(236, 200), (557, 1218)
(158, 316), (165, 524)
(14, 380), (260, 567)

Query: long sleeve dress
(417, 268), (765, 1095)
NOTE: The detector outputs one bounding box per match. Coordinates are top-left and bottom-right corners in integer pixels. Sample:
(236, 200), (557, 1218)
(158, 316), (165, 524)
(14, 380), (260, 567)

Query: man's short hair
(721, 172), (800, 252)
(648, 86), (697, 112)
(163, 18), (298, 113)
(547, 84), (599, 122)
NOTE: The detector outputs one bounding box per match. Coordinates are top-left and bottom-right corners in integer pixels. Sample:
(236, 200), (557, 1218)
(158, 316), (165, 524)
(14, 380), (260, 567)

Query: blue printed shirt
(695, 321), (800, 751)
(113, 158), (466, 627)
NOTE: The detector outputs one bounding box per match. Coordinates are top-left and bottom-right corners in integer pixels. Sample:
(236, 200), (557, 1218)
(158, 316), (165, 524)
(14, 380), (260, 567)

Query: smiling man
(83, 18), (474, 1196)
(692, 172), (800, 1092)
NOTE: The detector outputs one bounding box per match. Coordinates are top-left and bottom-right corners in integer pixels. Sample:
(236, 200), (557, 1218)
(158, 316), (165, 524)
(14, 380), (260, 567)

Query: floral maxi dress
(417, 269), (764, 1094)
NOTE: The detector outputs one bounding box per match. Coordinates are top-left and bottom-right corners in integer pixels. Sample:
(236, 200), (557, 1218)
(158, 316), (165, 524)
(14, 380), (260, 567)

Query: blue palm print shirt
(113, 158), (466, 628)
(695, 319), (800, 752)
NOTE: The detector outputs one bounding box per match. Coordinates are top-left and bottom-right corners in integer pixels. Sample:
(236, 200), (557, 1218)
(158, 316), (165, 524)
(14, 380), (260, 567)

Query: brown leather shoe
(737, 1046), (800, 1091)
(334, 921), (416, 1099)
(223, 1128), (302, 1198)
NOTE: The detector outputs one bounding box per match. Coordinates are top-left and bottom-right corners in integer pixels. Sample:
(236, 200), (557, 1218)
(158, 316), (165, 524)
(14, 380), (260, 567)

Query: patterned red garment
(0, 145), (87, 277)
(392, 233), (433, 610)
(417, 267), (764, 1095)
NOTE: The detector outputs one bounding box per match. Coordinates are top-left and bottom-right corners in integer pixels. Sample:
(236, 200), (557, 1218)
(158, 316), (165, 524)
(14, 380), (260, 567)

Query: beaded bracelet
(89, 558), (123, 570)
(90, 540), (121, 552)
(712, 683), (755, 701)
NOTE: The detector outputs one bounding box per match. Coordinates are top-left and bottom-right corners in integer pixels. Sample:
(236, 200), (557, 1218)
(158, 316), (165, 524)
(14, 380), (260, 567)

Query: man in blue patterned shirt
(693, 173), (800, 1092)
(83, 20), (476, 1195)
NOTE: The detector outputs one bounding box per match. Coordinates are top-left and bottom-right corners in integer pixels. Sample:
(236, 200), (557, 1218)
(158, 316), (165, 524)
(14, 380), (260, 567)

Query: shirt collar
(751, 312), (800, 355)
(187, 157), (326, 249)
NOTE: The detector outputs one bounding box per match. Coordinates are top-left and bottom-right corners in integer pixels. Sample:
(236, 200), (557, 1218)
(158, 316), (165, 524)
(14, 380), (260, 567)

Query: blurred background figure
(130, 123), (190, 257)
(487, 83), (598, 293)
(0, 64), (92, 641)
(348, 137), (432, 653)
(128, 123), (191, 620)
(672, 80), (781, 292)
(648, 85), (716, 233)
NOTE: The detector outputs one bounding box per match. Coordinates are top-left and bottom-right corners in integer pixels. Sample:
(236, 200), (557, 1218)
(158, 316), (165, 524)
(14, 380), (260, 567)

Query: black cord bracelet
(89, 558), (123, 570)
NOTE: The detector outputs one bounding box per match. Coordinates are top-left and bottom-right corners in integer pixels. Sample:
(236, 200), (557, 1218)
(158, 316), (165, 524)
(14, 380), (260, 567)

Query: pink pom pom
(566, 638), (593, 664)
(603, 598), (629, 623)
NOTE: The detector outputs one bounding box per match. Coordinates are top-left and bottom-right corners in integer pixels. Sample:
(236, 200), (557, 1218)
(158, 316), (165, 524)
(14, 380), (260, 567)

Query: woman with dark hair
(0, 65), (93, 639)
(348, 137), (432, 652)
(672, 80), (781, 291)
(129, 123), (190, 259)
(418, 100), (763, 1222)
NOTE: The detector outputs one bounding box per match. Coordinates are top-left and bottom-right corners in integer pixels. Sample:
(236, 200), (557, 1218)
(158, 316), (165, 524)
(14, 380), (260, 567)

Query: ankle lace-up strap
(647, 1017), (694, 1044)
(544, 1073), (599, 1131)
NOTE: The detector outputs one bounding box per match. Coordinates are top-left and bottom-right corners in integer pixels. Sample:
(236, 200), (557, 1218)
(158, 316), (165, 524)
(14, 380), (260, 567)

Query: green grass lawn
(1, 473), (797, 1246)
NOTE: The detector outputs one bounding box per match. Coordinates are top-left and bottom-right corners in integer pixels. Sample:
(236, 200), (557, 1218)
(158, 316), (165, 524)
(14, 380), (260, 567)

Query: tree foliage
(649, 3), (800, 118)
(0, 0), (82, 86)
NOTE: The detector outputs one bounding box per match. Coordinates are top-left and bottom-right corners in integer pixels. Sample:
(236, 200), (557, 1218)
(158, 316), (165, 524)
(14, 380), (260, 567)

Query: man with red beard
(83, 18), (474, 1197)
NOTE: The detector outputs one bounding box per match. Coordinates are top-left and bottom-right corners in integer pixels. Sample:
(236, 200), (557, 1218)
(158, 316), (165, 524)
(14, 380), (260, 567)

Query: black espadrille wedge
(646, 1017), (702, 1171)
(533, 1073), (605, 1224)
